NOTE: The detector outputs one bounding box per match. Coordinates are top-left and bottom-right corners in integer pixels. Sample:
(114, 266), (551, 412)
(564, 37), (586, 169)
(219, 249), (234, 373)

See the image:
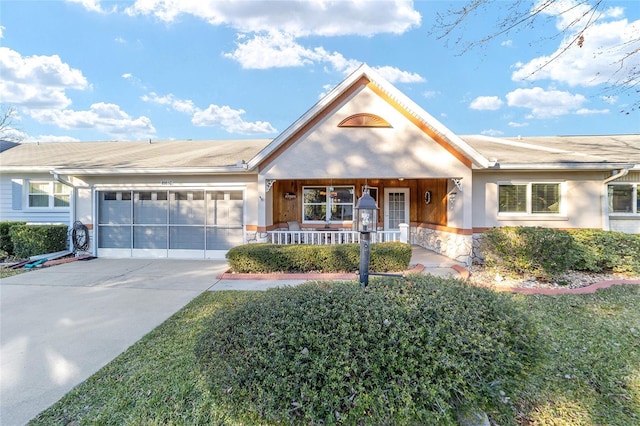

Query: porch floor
(410, 245), (465, 269)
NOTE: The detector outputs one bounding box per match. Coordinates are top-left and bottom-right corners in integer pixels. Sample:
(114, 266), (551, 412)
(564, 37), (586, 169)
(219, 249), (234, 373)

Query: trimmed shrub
(196, 276), (542, 425)
(569, 229), (640, 274)
(0, 221), (26, 257)
(480, 226), (579, 278)
(9, 224), (68, 258)
(226, 242), (411, 273)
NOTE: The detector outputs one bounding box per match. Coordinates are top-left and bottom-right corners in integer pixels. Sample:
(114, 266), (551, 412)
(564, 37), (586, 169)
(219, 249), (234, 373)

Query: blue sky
(1, 0), (639, 143)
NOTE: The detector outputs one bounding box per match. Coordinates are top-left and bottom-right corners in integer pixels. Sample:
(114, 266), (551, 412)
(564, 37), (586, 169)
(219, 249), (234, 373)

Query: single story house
(1, 64), (639, 265)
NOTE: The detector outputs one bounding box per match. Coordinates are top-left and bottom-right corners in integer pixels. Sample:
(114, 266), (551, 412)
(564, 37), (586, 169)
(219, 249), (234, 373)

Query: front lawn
(30, 279), (640, 425)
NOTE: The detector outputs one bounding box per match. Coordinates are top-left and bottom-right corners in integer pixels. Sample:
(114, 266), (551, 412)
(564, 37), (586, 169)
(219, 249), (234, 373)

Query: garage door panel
(133, 226), (167, 249)
(169, 226), (205, 250)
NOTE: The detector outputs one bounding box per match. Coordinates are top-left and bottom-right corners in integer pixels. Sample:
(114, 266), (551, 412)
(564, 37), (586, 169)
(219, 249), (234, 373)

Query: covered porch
(263, 177), (451, 245)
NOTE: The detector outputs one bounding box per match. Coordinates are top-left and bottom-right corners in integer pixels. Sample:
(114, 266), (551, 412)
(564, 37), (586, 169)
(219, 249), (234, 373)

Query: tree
(0, 105), (23, 142)
(432, 0), (639, 113)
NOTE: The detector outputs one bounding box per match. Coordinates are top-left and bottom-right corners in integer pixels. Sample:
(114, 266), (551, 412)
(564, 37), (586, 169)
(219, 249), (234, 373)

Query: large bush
(480, 226), (579, 278)
(226, 242), (411, 273)
(569, 229), (640, 274)
(196, 276), (542, 425)
(0, 221), (26, 257)
(479, 227), (640, 277)
(9, 224), (68, 258)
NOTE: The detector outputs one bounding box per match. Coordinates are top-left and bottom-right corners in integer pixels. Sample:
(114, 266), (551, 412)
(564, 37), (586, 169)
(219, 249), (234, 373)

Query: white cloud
(469, 96), (503, 110)
(224, 31), (424, 82)
(122, 73), (133, 79)
(126, 0), (421, 37)
(513, 2), (640, 88)
(143, 92), (276, 135)
(506, 87), (587, 118)
(501, 40), (513, 47)
(142, 92), (196, 114)
(0, 47), (89, 109)
(224, 31), (319, 69)
(65, 0), (114, 13)
(25, 134), (81, 143)
(29, 103), (156, 138)
(192, 104), (277, 134)
(481, 129), (504, 136)
(508, 121), (529, 128)
(575, 108), (609, 115)
(373, 66), (425, 83)
(0, 26), (4, 38)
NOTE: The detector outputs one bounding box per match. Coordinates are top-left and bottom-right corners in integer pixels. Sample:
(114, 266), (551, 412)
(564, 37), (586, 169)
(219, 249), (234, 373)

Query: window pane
(532, 184), (560, 213)
(54, 182), (71, 195)
(303, 188), (325, 203)
(498, 185), (526, 213)
(54, 195), (70, 207)
(304, 205), (326, 221)
(29, 195), (49, 207)
(609, 185), (633, 213)
(29, 182), (49, 195)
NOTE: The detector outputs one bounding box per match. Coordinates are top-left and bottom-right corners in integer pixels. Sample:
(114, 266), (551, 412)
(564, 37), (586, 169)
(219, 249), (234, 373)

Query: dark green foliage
(568, 229), (640, 274)
(0, 221), (25, 256)
(196, 276), (542, 424)
(480, 227), (579, 278)
(9, 224), (68, 258)
(226, 242), (411, 273)
(480, 227), (640, 278)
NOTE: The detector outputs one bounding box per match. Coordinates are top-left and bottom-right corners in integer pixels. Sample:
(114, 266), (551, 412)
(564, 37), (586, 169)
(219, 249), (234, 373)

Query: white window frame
(608, 183), (639, 215)
(302, 185), (355, 224)
(26, 180), (71, 210)
(497, 181), (564, 216)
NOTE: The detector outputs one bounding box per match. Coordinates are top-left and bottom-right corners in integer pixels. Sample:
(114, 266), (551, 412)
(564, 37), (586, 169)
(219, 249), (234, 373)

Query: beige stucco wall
(471, 170), (608, 229)
(261, 85), (471, 181)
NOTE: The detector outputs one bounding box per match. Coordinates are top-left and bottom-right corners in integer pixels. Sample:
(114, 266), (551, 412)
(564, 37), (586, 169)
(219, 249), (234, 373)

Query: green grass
(29, 282), (640, 425)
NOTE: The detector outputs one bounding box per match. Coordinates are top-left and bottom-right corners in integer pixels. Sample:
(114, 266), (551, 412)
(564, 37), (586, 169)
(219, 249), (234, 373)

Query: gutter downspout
(50, 171), (76, 248)
(602, 168), (631, 231)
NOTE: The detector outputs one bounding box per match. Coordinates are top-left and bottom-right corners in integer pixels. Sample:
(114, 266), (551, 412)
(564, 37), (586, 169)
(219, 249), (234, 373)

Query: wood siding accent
(366, 82), (473, 168)
(271, 178), (448, 228)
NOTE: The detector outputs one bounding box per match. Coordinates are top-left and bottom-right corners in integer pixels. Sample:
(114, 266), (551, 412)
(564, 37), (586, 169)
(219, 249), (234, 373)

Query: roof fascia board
(360, 68), (489, 169)
(481, 162), (637, 171)
(49, 167), (254, 175)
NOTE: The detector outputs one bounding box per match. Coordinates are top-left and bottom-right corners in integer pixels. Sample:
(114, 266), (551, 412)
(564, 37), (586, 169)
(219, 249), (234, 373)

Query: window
(609, 184), (639, 214)
(28, 181), (71, 208)
(303, 186), (354, 222)
(498, 182), (561, 215)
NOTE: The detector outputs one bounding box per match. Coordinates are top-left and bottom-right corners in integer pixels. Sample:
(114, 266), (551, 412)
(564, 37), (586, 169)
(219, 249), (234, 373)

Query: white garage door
(97, 189), (244, 259)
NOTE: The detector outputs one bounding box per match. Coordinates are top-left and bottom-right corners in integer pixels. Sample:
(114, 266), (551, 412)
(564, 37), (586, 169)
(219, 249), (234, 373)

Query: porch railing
(266, 230), (401, 245)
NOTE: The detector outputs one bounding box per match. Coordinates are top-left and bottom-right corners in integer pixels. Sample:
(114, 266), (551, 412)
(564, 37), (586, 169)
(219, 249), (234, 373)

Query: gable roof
(0, 139), (271, 174)
(462, 134), (640, 170)
(248, 63), (490, 170)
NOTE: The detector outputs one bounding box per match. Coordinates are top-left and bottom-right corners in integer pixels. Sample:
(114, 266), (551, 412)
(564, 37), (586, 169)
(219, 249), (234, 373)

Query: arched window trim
(338, 113), (392, 128)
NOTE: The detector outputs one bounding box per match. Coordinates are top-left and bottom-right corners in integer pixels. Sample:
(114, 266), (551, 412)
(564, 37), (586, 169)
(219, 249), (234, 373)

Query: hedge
(0, 221), (26, 256)
(226, 242), (412, 273)
(479, 226), (640, 278)
(9, 224), (69, 258)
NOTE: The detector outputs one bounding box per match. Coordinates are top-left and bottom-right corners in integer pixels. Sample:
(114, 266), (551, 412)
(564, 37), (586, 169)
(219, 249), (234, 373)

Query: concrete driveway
(0, 258), (228, 426)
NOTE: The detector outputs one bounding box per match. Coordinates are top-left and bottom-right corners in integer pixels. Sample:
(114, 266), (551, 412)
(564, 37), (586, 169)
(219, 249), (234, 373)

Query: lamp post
(354, 188), (378, 287)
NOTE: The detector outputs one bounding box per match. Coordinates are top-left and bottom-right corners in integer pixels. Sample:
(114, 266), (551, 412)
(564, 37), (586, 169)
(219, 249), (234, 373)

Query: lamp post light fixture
(354, 188), (378, 287)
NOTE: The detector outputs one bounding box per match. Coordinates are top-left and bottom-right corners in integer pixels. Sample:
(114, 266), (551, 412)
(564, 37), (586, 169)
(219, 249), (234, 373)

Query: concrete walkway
(0, 247), (463, 425)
